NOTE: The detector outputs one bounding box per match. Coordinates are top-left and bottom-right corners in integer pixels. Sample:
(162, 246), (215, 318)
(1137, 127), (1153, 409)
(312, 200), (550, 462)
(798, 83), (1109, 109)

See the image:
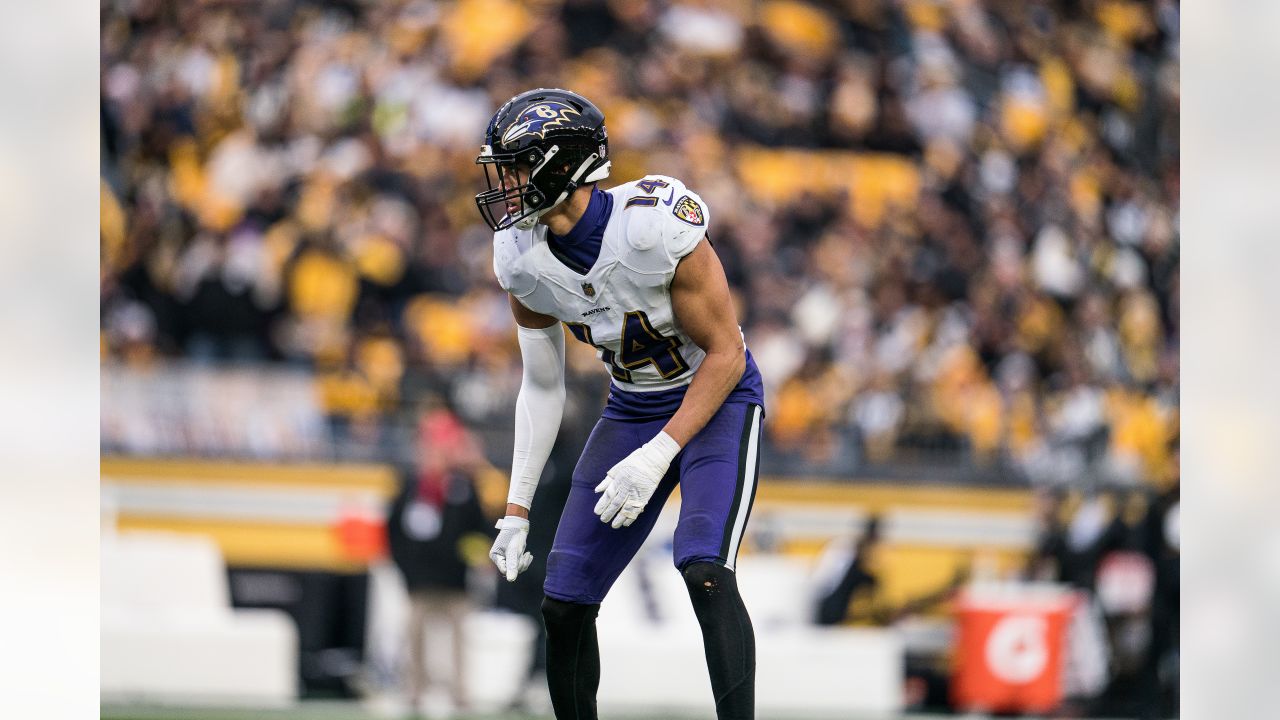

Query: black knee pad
(541, 596), (599, 630)
(682, 561), (736, 596)
(680, 561), (755, 719)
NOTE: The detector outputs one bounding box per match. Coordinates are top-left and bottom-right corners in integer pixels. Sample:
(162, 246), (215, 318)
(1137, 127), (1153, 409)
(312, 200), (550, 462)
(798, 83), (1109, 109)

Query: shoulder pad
(610, 175), (709, 261)
(492, 227), (539, 296)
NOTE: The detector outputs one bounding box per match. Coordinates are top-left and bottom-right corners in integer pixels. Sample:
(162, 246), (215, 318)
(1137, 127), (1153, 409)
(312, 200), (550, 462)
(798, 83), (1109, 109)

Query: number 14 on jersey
(565, 310), (690, 382)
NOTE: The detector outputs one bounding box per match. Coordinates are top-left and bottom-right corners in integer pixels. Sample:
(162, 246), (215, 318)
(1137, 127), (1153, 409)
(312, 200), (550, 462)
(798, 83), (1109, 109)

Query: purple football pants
(544, 401), (763, 604)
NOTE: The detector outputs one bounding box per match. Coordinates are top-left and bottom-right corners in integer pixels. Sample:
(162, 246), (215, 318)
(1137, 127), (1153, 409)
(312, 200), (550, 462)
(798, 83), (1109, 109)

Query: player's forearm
(507, 324), (567, 512)
(662, 346), (745, 447)
(509, 382), (564, 506)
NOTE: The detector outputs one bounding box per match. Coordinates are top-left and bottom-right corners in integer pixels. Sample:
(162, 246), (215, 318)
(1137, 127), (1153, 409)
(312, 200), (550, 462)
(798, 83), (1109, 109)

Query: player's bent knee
(541, 595), (600, 632)
(681, 560), (736, 597)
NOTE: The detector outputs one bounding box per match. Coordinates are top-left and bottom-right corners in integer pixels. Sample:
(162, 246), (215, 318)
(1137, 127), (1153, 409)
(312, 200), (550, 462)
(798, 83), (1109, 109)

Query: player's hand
(490, 516), (534, 582)
(594, 432), (681, 529)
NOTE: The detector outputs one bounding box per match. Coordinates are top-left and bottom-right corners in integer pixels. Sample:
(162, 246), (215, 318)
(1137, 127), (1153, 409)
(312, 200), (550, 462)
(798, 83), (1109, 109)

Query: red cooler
(952, 583), (1080, 714)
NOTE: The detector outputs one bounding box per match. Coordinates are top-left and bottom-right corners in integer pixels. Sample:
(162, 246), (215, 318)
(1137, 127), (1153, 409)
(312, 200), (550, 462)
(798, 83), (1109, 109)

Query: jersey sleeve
(663, 183), (710, 260)
(616, 175), (710, 268)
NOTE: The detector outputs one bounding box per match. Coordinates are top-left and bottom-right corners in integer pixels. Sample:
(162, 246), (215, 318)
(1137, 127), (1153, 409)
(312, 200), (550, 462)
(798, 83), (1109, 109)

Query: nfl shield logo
(582, 282), (595, 297)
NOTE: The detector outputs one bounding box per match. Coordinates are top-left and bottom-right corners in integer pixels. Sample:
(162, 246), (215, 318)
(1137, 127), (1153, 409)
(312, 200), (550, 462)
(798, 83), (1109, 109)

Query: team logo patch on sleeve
(672, 196), (705, 226)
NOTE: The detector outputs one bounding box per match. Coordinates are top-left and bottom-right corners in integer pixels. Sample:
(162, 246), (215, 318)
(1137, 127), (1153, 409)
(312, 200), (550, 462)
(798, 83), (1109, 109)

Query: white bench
(100, 532), (297, 706)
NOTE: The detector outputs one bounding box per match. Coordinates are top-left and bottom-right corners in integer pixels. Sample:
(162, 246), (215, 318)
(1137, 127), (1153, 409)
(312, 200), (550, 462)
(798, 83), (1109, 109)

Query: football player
(478, 88), (765, 720)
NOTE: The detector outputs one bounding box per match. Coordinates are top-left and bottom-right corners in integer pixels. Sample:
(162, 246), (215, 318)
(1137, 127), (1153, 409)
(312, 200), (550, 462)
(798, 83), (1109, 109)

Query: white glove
(490, 516), (534, 582)
(594, 432), (681, 529)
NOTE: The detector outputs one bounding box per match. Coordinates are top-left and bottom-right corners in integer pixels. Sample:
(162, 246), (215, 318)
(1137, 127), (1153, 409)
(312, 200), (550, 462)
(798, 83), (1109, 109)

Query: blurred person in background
(1143, 463), (1179, 718)
(482, 88), (766, 720)
(813, 514), (968, 627)
(812, 514), (885, 627)
(386, 405), (492, 716)
(1025, 487), (1114, 711)
(810, 514), (968, 712)
(1025, 476), (1181, 716)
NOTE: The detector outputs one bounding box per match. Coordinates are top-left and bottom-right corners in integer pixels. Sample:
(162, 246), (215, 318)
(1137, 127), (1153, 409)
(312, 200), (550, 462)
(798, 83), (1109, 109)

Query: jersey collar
(532, 194), (621, 303)
(549, 186), (611, 249)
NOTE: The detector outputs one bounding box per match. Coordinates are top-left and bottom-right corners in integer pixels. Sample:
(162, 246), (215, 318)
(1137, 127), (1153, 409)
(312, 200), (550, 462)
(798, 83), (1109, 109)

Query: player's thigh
(672, 402), (763, 571)
(545, 416), (675, 604)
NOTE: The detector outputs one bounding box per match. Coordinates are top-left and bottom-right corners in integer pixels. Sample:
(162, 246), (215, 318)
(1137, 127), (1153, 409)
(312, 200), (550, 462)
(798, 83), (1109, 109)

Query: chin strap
(515, 211), (545, 230)
(513, 146), (559, 229)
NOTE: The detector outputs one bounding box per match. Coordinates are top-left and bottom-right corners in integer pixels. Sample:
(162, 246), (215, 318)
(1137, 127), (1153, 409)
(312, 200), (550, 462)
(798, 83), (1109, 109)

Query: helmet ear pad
(520, 142), (602, 216)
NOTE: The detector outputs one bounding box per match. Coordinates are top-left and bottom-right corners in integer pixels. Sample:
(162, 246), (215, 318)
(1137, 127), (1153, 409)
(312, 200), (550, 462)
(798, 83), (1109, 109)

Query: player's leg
(542, 415), (678, 720)
(672, 402), (763, 720)
(540, 597), (601, 720)
(404, 590), (429, 708)
(443, 592), (469, 709)
(683, 562), (756, 720)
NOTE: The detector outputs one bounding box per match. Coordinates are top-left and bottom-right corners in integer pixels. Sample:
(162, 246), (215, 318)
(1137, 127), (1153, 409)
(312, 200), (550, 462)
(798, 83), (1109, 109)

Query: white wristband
(647, 431), (682, 465)
(496, 515), (530, 531)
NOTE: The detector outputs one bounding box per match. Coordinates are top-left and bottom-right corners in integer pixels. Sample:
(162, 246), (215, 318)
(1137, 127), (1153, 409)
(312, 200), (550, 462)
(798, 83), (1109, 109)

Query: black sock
(541, 596), (601, 720)
(683, 562), (756, 720)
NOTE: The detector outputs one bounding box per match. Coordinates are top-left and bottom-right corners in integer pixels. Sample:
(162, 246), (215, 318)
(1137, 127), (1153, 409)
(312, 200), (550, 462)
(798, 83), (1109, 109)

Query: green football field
(98, 709), (845, 720)
(100, 708), (546, 720)
(98, 707), (829, 720)
(97, 704), (978, 720)
(99, 704), (1131, 720)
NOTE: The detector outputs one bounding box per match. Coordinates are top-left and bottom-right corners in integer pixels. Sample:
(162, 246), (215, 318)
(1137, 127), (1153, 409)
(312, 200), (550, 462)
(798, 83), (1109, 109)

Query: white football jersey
(493, 174), (712, 392)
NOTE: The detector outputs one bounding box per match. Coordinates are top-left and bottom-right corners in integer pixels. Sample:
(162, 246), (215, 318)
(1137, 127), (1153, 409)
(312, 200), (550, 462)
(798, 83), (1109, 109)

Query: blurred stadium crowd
(100, 0), (1179, 486)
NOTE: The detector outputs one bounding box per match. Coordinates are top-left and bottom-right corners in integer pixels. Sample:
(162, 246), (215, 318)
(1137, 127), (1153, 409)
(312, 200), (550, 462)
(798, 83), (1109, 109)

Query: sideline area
(101, 703), (1147, 720)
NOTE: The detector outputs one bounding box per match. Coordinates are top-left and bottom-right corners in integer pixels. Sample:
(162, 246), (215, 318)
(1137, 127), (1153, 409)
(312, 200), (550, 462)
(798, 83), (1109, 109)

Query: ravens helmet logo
(501, 101), (582, 146)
